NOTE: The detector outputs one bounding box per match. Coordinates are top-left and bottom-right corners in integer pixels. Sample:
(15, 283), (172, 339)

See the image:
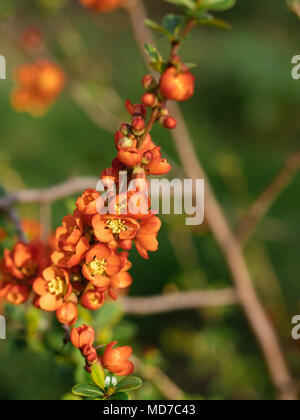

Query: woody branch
(124, 0), (297, 400)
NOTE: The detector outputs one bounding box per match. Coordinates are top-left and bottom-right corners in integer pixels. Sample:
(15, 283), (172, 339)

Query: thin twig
(125, 0), (298, 400)
(121, 288), (238, 315)
(0, 177), (98, 208)
(237, 149), (300, 244)
(132, 355), (185, 400)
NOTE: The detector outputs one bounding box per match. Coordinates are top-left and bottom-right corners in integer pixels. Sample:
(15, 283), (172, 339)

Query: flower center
(48, 277), (65, 296)
(106, 218), (127, 235)
(21, 260), (38, 277)
(89, 258), (107, 276)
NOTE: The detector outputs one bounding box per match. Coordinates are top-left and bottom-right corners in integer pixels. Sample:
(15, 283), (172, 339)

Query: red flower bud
(82, 345), (98, 364)
(160, 67), (195, 102)
(56, 301), (78, 326)
(71, 324), (95, 349)
(141, 93), (158, 108)
(132, 117), (145, 136)
(142, 75), (158, 92)
(161, 116), (177, 130)
(81, 289), (105, 310)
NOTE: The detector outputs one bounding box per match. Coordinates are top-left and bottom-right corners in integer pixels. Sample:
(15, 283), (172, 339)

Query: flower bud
(71, 324), (95, 349)
(120, 123), (130, 136)
(132, 117), (145, 136)
(142, 93), (158, 108)
(142, 74), (158, 92)
(160, 116), (177, 130)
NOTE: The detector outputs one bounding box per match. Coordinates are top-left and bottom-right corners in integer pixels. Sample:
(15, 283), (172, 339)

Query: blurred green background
(0, 0), (300, 400)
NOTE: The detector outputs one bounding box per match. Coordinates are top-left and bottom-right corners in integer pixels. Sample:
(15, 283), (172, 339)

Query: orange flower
(144, 146), (171, 175)
(135, 216), (161, 259)
(118, 148), (142, 167)
(81, 287), (105, 310)
(71, 324), (95, 349)
(33, 266), (71, 311)
(76, 189), (103, 217)
(82, 244), (123, 288)
(51, 210), (90, 268)
(92, 214), (139, 247)
(101, 341), (134, 376)
(79, 0), (125, 13)
(5, 283), (30, 305)
(21, 219), (42, 240)
(56, 300), (78, 326)
(160, 67), (195, 102)
(3, 240), (48, 281)
(11, 60), (65, 116)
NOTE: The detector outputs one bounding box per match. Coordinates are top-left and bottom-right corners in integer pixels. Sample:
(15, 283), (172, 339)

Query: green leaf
(198, 15), (231, 29)
(116, 376), (143, 392)
(91, 363), (105, 390)
(144, 44), (162, 63)
(164, 0), (196, 10)
(162, 14), (185, 39)
(200, 0), (236, 11)
(109, 392), (130, 400)
(144, 19), (169, 35)
(72, 383), (104, 398)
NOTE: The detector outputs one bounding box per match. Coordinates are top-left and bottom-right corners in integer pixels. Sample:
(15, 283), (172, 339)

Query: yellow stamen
(88, 258), (107, 276)
(106, 218), (127, 235)
(48, 277), (65, 296)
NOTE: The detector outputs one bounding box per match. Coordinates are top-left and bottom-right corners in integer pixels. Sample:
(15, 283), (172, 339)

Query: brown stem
(125, 0), (298, 400)
(237, 149), (300, 244)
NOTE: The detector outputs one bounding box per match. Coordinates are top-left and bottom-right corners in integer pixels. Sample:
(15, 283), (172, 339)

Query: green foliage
(72, 383), (104, 398)
(91, 363), (105, 390)
(116, 376), (143, 392)
(144, 44), (167, 74)
(72, 364), (142, 401)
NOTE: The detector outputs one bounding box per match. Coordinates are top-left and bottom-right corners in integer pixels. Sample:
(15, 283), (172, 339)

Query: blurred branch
(237, 149), (300, 244)
(121, 288), (238, 315)
(132, 355), (185, 400)
(0, 177), (98, 208)
(124, 0), (298, 400)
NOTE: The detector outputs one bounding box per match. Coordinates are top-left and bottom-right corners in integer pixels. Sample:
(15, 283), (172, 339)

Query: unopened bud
(120, 123), (130, 136)
(142, 74), (158, 92)
(160, 116), (177, 130)
(142, 93), (158, 108)
(132, 117), (145, 136)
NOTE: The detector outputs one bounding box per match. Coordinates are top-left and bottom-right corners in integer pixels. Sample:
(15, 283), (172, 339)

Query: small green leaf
(198, 16), (231, 29)
(144, 19), (169, 35)
(109, 392), (130, 400)
(91, 363), (105, 390)
(165, 0), (196, 10)
(72, 383), (104, 398)
(144, 44), (162, 63)
(116, 376), (143, 392)
(162, 14), (185, 39)
(200, 0), (236, 11)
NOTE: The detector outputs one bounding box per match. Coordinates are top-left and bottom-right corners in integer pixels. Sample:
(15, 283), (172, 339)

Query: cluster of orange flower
(71, 324), (133, 375)
(11, 59), (65, 116)
(3, 0), (196, 377)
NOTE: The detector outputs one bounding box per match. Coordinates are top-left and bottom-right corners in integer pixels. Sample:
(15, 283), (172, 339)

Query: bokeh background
(0, 0), (300, 400)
